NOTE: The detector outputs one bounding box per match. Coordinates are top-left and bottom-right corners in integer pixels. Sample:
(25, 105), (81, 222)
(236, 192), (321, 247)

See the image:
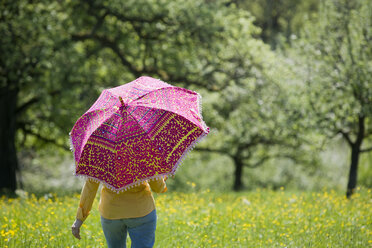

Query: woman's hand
(71, 219), (83, 240)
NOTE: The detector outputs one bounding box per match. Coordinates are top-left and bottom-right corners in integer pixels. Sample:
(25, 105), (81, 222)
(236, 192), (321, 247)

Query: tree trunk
(233, 157), (244, 191)
(346, 116), (364, 198)
(0, 86), (18, 193)
(346, 146), (360, 198)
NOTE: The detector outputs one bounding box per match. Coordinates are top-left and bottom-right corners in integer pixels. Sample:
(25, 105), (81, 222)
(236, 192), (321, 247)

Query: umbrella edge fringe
(196, 93), (209, 132)
(69, 133), (77, 167)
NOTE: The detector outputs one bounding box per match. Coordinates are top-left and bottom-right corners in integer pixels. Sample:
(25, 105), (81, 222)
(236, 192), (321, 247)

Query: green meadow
(1, 188), (371, 248)
(2, 0), (372, 247)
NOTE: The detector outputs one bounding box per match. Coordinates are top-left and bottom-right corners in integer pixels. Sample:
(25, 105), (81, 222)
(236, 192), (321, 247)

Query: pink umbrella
(70, 76), (209, 192)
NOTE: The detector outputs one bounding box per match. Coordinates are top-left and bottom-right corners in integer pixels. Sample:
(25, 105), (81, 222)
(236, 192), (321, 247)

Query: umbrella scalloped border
(69, 129), (209, 193)
(196, 92), (209, 133)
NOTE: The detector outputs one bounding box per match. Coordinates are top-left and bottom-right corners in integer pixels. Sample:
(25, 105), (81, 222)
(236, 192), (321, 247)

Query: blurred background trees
(229, 0), (318, 48)
(291, 0), (372, 197)
(1, 0), (371, 196)
(0, 0), (68, 192)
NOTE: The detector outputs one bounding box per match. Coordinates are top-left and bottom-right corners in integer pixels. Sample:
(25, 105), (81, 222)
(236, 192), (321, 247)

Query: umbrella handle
(119, 96), (129, 118)
(119, 96), (125, 106)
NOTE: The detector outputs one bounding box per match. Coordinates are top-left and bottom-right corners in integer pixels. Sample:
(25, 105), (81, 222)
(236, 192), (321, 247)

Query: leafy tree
(69, 0), (219, 89)
(198, 51), (317, 190)
(294, 0), (372, 197)
(0, 0), (107, 193)
(1, 0), (61, 192)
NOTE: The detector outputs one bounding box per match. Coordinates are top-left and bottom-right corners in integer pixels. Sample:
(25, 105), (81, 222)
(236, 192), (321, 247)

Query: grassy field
(0, 188), (371, 248)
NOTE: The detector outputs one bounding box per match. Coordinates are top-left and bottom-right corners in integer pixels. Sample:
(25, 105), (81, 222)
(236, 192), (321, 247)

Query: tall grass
(1, 188), (371, 247)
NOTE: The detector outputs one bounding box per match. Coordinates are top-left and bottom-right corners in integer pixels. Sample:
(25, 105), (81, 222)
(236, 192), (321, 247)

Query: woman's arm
(71, 179), (99, 239)
(76, 179), (99, 221)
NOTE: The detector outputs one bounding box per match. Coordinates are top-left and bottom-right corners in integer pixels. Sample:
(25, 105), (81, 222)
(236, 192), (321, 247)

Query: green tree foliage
(230, 0), (318, 48)
(1, 0), (62, 192)
(0, 0), (112, 192)
(66, 0), (265, 91)
(294, 0), (372, 197)
(0, 0), (96, 151)
(199, 52), (318, 190)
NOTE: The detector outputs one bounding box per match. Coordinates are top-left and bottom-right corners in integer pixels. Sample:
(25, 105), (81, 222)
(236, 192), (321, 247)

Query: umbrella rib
(143, 108), (163, 126)
(131, 105), (204, 133)
(137, 108), (152, 122)
(102, 95), (112, 108)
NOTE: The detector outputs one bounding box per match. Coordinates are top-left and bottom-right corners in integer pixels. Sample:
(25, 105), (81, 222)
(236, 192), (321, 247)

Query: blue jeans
(100, 210), (157, 248)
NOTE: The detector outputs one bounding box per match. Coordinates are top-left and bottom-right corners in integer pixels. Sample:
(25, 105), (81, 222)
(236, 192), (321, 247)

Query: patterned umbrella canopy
(70, 76), (209, 192)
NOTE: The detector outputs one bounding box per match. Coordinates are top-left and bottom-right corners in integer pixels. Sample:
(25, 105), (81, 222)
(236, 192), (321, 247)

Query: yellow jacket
(76, 178), (167, 221)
